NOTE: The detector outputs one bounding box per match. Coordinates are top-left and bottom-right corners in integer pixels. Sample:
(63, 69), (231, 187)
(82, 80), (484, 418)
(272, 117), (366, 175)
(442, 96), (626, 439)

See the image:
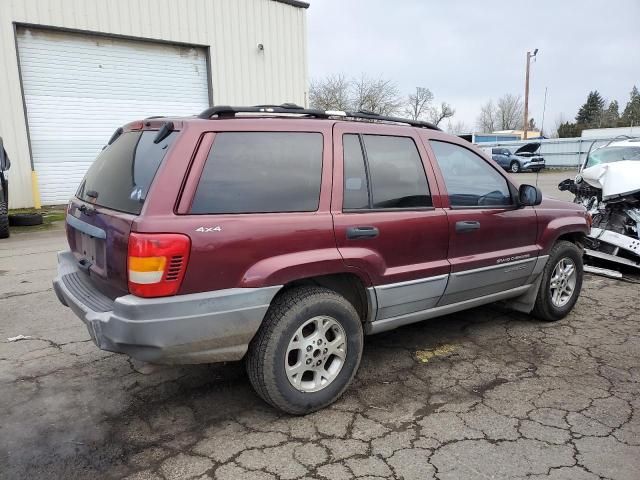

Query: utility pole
(523, 48), (538, 140)
(540, 87), (548, 136)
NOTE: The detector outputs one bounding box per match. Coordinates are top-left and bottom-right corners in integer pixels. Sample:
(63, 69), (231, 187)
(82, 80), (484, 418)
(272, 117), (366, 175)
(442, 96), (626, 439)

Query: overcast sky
(307, 0), (640, 133)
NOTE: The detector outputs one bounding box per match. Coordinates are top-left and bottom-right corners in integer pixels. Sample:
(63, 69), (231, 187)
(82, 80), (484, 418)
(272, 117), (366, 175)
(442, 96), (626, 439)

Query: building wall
(581, 126), (640, 139)
(0, 0), (309, 208)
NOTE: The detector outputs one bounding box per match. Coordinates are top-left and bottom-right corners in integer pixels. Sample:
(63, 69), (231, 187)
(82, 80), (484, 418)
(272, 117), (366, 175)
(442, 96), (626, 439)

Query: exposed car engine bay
(559, 139), (640, 270)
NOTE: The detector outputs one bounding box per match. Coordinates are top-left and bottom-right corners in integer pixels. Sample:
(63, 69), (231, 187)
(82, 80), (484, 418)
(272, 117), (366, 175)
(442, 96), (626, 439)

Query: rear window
(76, 130), (177, 214)
(190, 132), (323, 214)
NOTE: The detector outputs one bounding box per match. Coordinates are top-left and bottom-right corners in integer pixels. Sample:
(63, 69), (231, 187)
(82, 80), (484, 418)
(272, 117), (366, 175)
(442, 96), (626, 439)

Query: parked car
(489, 143), (545, 173)
(53, 105), (590, 414)
(0, 137), (10, 239)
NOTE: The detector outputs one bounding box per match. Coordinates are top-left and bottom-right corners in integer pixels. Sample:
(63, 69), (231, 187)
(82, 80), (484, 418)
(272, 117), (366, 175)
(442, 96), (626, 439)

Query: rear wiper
(86, 190), (99, 199)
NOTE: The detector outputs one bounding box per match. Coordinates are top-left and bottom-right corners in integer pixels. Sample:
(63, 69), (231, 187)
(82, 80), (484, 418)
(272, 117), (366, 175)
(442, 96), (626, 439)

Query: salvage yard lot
(1, 173), (639, 480)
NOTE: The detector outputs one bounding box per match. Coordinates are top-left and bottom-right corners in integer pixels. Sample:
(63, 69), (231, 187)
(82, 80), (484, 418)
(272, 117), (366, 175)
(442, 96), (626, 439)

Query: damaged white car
(559, 138), (640, 269)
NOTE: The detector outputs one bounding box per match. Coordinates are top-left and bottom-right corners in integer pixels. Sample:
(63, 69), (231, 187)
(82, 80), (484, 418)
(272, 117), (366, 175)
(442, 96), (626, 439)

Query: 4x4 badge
(196, 226), (222, 232)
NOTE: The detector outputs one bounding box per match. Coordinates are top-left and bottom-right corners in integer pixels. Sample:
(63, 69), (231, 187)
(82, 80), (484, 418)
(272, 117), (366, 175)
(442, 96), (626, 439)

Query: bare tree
(476, 94), (524, 131)
(309, 74), (351, 111)
(496, 94), (524, 130)
(310, 74), (454, 124)
(476, 100), (498, 132)
(351, 75), (402, 116)
(446, 120), (471, 134)
(404, 87), (434, 120)
(551, 113), (567, 138)
(428, 101), (455, 126)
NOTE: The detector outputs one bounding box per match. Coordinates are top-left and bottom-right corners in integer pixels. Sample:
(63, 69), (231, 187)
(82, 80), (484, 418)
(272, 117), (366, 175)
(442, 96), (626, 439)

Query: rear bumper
(53, 251), (281, 364)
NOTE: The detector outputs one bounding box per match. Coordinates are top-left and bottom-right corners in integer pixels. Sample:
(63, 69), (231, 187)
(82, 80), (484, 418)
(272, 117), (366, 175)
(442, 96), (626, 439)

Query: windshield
(585, 146), (640, 169)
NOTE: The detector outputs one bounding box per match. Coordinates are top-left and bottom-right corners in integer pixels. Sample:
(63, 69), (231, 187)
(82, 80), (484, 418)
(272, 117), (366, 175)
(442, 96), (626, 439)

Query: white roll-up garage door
(16, 28), (210, 205)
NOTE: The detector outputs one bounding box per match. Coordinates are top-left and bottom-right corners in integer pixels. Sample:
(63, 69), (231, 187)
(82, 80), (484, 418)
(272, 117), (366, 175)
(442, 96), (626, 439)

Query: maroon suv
(54, 105), (591, 414)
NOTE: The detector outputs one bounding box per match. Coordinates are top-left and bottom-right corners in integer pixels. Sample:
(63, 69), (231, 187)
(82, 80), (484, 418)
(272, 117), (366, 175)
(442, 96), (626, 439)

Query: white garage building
(0, 0), (309, 208)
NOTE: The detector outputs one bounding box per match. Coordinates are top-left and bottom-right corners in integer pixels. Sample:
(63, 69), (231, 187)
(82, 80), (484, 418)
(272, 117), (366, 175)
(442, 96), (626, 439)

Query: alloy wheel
(549, 257), (577, 308)
(284, 315), (347, 393)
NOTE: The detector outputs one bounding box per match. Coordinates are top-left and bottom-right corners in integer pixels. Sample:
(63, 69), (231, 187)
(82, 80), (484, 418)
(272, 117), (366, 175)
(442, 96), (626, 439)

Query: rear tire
(532, 241), (583, 322)
(510, 161), (521, 173)
(0, 200), (9, 239)
(246, 286), (363, 415)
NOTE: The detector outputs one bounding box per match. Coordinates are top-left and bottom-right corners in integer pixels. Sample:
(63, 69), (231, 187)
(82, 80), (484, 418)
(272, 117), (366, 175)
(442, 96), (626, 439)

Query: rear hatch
(66, 125), (178, 297)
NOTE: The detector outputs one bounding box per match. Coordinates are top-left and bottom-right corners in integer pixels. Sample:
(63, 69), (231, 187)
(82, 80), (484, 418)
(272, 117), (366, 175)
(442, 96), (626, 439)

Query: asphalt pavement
(1, 170), (639, 480)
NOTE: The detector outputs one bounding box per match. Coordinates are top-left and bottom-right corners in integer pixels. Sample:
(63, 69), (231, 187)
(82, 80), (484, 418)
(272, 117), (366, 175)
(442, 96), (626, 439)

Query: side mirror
(518, 184), (542, 207)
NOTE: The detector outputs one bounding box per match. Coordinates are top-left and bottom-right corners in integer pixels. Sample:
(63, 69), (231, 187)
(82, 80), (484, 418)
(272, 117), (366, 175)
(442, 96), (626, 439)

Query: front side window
(191, 132), (323, 214)
(430, 140), (512, 207)
(343, 134), (431, 210)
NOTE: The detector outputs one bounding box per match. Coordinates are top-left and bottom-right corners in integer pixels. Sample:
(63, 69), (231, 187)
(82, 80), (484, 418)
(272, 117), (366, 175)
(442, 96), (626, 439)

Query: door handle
(346, 226), (379, 239)
(455, 220), (480, 233)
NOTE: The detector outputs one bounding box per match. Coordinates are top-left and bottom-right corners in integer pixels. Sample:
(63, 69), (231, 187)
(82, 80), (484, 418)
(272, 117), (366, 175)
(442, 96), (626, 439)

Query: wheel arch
(556, 231), (586, 248)
(275, 272), (374, 324)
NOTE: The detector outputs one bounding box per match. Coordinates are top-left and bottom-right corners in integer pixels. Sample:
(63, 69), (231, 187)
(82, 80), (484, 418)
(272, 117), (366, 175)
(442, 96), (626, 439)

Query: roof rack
(197, 104), (441, 131)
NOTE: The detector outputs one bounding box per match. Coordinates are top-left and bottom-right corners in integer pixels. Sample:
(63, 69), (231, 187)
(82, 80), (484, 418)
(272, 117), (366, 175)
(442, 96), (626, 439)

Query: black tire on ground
(8, 212), (43, 227)
(0, 200), (9, 239)
(246, 286), (364, 415)
(532, 240), (583, 322)
(510, 161), (521, 173)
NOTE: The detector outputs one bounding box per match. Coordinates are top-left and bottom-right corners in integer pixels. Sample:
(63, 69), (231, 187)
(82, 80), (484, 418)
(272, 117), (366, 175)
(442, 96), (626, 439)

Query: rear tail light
(128, 233), (191, 297)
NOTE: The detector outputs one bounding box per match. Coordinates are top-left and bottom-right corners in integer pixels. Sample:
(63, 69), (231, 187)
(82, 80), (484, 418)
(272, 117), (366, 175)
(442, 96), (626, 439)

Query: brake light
(128, 233), (191, 297)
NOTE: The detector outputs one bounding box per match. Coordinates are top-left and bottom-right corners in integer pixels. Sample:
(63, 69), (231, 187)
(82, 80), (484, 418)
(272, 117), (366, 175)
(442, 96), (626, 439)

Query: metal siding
(0, 0), (308, 207)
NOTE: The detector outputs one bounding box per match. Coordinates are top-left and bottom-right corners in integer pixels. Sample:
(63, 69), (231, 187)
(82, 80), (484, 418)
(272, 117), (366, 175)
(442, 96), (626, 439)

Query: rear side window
(343, 134), (431, 210)
(430, 140), (512, 207)
(191, 132), (323, 214)
(77, 130), (177, 214)
(343, 135), (370, 209)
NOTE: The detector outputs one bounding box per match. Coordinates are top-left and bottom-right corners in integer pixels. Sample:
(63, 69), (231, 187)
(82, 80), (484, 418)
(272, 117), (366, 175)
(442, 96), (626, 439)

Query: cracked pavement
(1, 225), (639, 480)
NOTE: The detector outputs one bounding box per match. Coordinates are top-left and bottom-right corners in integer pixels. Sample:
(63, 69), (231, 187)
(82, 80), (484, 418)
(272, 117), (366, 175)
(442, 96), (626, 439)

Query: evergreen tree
(575, 91), (605, 127)
(557, 122), (582, 138)
(602, 100), (620, 128)
(621, 86), (640, 126)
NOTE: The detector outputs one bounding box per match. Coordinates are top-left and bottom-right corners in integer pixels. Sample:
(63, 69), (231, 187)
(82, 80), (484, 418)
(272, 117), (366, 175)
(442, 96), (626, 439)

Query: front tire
(246, 286), (363, 415)
(510, 161), (521, 173)
(532, 241), (583, 321)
